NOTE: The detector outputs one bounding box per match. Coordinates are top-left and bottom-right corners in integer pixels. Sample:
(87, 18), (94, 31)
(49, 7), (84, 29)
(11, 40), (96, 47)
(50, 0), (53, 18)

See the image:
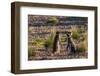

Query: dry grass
(28, 25), (88, 60)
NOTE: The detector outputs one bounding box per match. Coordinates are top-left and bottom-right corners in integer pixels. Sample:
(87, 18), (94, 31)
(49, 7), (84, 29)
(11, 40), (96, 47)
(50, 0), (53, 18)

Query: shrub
(76, 40), (87, 53)
(32, 38), (45, 48)
(44, 34), (54, 48)
(47, 17), (58, 26)
(28, 47), (36, 56)
(72, 32), (80, 40)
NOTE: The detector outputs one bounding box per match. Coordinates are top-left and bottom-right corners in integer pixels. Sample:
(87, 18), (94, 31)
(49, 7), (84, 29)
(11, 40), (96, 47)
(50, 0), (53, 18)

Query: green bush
(45, 39), (53, 48)
(47, 17), (58, 26)
(44, 34), (54, 48)
(72, 32), (80, 40)
(28, 47), (35, 56)
(32, 38), (45, 48)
